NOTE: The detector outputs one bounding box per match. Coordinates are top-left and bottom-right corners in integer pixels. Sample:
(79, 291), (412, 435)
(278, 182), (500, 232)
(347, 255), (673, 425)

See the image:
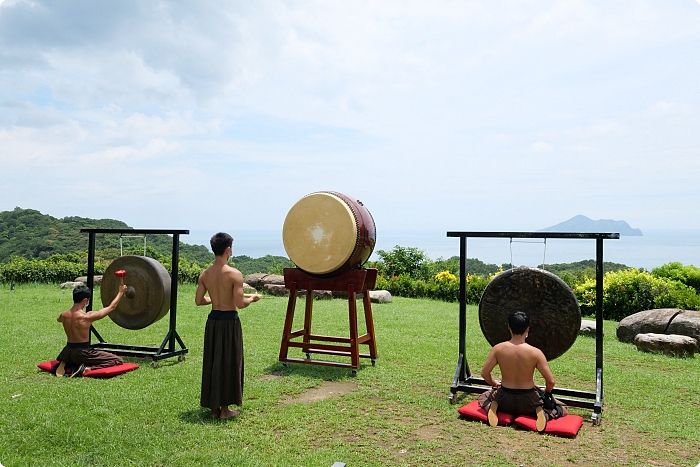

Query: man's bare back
(482, 340), (555, 391)
(58, 285), (127, 343)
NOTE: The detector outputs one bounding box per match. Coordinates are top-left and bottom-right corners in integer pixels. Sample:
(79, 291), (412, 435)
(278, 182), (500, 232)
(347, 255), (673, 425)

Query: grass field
(1, 284), (699, 467)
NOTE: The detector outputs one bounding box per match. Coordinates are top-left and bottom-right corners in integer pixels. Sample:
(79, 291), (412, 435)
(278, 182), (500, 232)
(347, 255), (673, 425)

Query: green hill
(0, 207), (213, 264)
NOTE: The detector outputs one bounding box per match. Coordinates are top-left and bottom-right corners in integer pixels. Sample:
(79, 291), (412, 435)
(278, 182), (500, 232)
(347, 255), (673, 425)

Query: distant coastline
(187, 228), (700, 271)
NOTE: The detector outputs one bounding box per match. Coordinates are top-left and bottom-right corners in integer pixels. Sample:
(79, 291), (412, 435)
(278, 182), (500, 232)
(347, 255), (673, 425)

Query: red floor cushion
(458, 399), (515, 425)
(38, 360), (139, 378)
(514, 414), (584, 437)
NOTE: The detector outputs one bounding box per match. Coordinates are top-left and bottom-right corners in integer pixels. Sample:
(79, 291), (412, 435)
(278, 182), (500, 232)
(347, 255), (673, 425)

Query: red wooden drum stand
(279, 268), (378, 374)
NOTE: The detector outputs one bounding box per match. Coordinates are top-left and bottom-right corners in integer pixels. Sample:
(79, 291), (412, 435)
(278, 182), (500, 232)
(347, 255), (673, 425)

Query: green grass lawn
(1, 284), (699, 466)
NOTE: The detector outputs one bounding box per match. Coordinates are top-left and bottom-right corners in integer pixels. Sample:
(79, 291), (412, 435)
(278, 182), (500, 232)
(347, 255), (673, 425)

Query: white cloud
(1, 1), (700, 230)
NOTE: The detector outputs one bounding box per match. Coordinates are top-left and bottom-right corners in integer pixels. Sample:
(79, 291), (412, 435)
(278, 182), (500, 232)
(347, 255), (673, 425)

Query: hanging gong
(478, 267), (581, 361)
(101, 255), (171, 330)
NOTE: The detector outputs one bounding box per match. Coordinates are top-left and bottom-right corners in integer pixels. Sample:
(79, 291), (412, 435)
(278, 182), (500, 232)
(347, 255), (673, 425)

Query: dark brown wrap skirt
(200, 310), (244, 410)
(478, 386), (568, 419)
(57, 342), (123, 369)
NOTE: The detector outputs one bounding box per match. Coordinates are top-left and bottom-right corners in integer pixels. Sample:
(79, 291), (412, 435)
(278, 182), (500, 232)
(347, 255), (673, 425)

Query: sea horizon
(183, 228), (700, 271)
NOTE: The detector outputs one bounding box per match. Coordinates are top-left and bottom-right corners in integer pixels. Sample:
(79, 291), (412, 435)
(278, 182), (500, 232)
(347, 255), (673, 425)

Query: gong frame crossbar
(446, 231), (619, 424)
(80, 228), (190, 364)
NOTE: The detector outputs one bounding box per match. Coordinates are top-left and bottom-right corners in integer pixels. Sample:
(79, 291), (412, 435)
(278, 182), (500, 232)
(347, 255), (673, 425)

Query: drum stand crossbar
(279, 268), (378, 375)
(446, 231), (619, 425)
(81, 228), (189, 367)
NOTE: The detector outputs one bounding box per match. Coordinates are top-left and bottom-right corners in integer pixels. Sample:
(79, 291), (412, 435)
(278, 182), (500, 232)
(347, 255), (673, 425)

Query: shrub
(574, 268), (700, 321)
(376, 246), (431, 280)
(464, 274), (490, 305)
(652, 262), (700, 294)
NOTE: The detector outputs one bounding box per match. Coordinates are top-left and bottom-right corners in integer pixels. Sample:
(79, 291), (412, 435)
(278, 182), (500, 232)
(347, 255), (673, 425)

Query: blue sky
(1, 0), (699, 235)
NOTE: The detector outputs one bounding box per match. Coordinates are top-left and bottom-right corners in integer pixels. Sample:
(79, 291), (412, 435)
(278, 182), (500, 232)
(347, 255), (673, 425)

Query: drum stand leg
(278, 268), (378, 374)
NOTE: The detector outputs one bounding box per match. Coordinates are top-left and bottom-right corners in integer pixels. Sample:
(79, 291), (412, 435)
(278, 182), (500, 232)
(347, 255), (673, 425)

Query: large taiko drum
(283, 191), (376, 276)
(100, 255), (171, 330)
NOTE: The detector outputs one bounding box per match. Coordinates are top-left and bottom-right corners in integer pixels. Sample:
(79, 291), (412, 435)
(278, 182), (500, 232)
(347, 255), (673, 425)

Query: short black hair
(73, 285), (92, 303)
(508, 310), (530, 335)
(210, 232), (233, 257)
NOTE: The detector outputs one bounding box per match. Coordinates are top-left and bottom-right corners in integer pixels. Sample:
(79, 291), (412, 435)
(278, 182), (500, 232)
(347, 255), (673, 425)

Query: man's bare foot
(219, 408), (240, 419)
(209, 408), (221, 419)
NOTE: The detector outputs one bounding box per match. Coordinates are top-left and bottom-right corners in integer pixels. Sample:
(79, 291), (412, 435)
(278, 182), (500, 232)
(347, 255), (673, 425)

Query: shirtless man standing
(478, 310), (567, 431)
(56, 284), (127, 377)
(195, 232), (260, 419)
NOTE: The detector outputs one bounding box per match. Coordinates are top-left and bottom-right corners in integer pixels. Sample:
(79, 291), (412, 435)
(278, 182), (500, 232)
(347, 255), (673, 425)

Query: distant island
(538, 215), (643, 236)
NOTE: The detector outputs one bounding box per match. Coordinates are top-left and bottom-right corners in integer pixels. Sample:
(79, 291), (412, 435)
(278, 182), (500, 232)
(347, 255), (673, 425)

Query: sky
(1, 0), (700, 239)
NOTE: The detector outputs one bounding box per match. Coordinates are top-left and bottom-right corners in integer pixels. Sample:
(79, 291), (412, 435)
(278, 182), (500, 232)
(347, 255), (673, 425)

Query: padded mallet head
(115, 269), (126, 285)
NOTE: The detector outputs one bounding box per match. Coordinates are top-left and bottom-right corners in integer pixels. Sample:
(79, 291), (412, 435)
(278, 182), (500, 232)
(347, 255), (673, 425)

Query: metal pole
(595, 237), (604, 420)
(459, 235), (467, 380)
(169, 233), (180, 351)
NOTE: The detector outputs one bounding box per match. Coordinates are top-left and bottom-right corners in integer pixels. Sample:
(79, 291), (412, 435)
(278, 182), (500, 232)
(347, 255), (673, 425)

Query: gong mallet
(114, 269), (136, 299)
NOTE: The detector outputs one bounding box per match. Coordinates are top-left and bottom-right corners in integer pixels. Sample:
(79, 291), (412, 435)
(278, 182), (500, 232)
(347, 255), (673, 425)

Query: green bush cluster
(0, 254), (102, 284)
(574, 267), (700, 321)
(0, 249), (292, 285)
(651, 262), (700, 294)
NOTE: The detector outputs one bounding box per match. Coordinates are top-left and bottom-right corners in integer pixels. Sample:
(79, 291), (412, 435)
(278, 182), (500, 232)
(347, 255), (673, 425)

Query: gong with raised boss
(478, 267), (581, 361)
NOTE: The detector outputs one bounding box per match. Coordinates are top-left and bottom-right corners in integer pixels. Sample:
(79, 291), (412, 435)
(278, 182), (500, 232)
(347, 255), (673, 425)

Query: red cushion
(514, 414), (584, 437)
(38, 360), (139, 378)
(458, 399), (515, 425)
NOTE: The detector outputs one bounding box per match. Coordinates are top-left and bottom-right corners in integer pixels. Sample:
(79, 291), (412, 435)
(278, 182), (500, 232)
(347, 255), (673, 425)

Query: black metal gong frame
(446, 231), (619, 424)
(81, 228), (189, 367)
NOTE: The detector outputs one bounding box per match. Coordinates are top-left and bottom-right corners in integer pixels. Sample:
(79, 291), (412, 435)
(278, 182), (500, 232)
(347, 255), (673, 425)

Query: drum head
(283, 192), (359, 275)
(478, 267), (581, 361)
(101, 255), (171, 330)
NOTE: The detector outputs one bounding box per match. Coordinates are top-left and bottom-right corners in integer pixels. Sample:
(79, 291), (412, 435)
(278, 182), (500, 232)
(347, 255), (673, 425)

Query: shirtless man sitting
(55, 284), (127, 377)
(478, 310), (567, 431)
(195, 232), (260, 419)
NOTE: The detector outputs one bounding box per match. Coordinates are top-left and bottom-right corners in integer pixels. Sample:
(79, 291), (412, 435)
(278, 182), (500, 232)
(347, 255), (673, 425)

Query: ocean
(184, 229), (700, 271)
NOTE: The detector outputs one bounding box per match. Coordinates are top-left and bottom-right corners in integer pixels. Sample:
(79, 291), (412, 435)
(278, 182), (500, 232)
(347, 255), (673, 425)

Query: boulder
(616, 308), (683, 343)
(369, 290), (392, 304)
(634, 333), (697, 357)
(244, 273), (284, 290)
(60, 281), (85, 289)
(263, 284), (289, 297)
(579, 319), (599, 337)
(665, 310), (700, 346)
(74, 275), (103, 286)
(302, 290), (333, 300)
(242, 283), (257, 294)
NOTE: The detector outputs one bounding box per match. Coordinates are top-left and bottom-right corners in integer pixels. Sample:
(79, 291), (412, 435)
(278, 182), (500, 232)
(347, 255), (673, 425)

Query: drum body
(478, 267), (581, 361)
(101, 255), (171, 330)
(283, 191), (376, 276)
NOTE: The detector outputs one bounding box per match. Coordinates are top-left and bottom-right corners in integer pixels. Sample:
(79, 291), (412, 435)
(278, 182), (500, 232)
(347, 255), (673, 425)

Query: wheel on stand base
(305, 353), (311, 360)
(371, 359), (376, 366)
(351, 370), (357, 376)
(448, 392), (458, 405)
(178, 355), (186, 362)
(282, 362), (289, 368)
(150, 361), (159, 369)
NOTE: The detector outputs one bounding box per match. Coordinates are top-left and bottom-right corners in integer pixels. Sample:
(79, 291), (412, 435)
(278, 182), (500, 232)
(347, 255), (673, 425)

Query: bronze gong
(478, 267), (581, 361)
(101, 255), (171, 330)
